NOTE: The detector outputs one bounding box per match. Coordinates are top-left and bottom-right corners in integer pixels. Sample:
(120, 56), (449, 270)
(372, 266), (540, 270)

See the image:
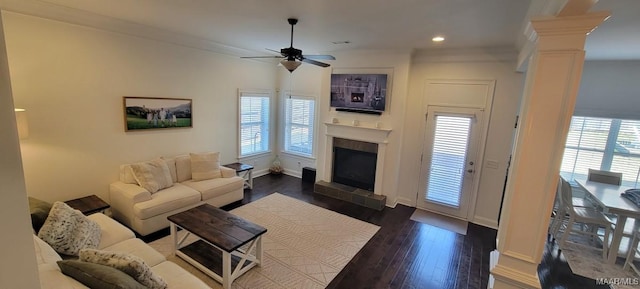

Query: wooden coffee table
(167, 204), (267, 289)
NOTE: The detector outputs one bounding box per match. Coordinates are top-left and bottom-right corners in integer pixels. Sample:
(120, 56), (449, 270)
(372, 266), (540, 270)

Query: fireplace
(316, 122), (391, 210)
(332, 138), (378, 191)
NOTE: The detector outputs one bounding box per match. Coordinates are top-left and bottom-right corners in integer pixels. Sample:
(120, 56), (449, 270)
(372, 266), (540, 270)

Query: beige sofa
(110, 153), (244, 236)
(35, 213), (210, 289)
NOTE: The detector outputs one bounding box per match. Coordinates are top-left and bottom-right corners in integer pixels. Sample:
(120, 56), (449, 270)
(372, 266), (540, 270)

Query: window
(284, 95), (315, 157)
(560, 116), (640, 187)
(239, 92), (270, 156)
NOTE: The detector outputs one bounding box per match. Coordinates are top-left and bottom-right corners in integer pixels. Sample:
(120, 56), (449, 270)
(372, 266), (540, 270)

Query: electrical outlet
(486, 160), (499, 169)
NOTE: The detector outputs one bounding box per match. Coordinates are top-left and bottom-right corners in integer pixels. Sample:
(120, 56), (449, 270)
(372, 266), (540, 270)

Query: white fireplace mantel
(323, 122), (393, 198)
(324, 122), (392, 144)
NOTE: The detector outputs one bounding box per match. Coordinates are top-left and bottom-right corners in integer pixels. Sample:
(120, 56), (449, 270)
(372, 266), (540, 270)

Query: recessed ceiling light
(432, 36), (445, 42)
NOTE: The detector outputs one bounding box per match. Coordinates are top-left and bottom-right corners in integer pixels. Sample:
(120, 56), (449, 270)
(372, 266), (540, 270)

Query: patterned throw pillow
(130, 158), (174, 193)
(190, 152), (222, 181)
(79, 249), (167, 289)
(37, 202), (101, 256)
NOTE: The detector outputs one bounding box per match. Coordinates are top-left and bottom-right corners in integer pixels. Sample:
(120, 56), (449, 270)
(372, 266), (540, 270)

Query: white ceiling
(0, 0), (638, 60)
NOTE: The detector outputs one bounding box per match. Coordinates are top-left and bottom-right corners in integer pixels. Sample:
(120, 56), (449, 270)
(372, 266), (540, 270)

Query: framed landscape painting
(123, 97), (192, 131)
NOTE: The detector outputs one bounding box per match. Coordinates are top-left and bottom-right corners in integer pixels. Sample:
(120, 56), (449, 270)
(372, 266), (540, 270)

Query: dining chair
(624, 228), (640, 276)
(550, 179), (568, 238)
(588, 169), (623, 186)
(549, 177), (596, 238)
(558, 177), (615, 260)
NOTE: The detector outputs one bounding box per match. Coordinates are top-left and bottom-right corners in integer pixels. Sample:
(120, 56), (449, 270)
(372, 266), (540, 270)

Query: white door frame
(417, 106), (484, 218)
(417, 79), (495, 221)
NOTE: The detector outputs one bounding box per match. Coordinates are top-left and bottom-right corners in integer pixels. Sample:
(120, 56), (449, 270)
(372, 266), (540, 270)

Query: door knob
(467, 169), (474, 173)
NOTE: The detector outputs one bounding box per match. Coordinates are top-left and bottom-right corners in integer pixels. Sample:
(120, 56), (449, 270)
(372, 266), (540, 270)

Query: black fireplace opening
(332, 147), (377, 191)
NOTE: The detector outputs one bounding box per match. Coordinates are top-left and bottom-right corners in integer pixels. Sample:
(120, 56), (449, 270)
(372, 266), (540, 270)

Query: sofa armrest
(87, 213), (135, 249)
(220, 166), (237, 178)
(110, 182), (152, 203)
(109, 181), (152, 228)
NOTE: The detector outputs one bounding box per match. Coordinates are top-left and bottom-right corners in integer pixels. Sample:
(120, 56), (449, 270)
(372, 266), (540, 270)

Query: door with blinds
(417, 106), (483, 219)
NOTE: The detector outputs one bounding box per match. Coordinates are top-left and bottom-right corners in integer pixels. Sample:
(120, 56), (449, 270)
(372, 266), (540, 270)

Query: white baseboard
(252, 169), (270, 178)
(396, 197), (416, 207)
(472, 216), (498, 229)
(283, 169), (302, 178)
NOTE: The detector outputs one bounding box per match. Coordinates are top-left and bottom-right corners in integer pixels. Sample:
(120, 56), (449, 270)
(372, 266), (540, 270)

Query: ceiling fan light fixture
(280, 59), (302, 72)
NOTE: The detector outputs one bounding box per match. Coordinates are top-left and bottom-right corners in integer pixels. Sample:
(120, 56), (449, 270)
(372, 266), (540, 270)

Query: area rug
(149, 193), (380, 289)
(560, 236), (638, 289)
(410, 208), (468, 235)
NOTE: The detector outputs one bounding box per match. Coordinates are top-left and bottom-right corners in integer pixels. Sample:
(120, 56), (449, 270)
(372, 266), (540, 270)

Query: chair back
(588, 169), (623, 185)
(559, 177), (574, 211)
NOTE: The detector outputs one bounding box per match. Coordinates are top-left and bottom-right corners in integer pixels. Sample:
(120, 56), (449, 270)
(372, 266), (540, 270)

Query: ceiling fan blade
(241, 56), (283, 59)
(301, 58), (330, 67)
(265, 48), (283, 55)
(302, 54), (336, 60)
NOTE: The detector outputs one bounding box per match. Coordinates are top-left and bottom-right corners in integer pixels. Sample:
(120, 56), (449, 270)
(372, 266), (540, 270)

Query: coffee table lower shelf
(176, 240), (258, 281)
(170, 224), (263, 289)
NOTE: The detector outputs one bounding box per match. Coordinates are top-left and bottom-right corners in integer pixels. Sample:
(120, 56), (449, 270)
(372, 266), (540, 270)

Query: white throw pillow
(160, 157), (178, 183)
(37, 202), (101, 256)
(79, 249), (167, 289)
(190, 152), (222, 181)
(130, 158), (173, 193)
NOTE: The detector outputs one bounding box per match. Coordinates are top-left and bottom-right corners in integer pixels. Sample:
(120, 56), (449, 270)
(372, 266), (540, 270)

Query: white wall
(397, 49), (524, 228)
(575, 60), (640, 119)
(3, 11), (277, 203)
(0, 11), (40, 289)
(317, 50), (412, 206)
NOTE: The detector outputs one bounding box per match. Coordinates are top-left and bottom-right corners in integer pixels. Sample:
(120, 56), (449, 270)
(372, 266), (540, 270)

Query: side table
(65, 195), (110, 215)
(223, 162), (254, 189)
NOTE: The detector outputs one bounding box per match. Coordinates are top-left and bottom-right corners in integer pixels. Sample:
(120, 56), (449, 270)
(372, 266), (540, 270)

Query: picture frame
(123, 97), (192, 131)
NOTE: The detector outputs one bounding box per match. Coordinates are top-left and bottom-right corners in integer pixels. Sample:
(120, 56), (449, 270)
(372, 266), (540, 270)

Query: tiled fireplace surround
(315, 122), (392, 210)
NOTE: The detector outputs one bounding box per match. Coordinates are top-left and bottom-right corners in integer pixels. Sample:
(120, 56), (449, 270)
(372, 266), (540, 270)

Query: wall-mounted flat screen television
(330, 74), (387, 115)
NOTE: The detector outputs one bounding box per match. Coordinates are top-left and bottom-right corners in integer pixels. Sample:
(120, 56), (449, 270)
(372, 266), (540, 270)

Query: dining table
(576, 179), (640, 264)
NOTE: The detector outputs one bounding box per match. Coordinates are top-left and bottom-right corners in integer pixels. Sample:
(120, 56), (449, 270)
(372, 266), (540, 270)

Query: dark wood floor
(140, 174), (615, 289)
(226, 174), (497, 289)
(538, 236), (611, 289)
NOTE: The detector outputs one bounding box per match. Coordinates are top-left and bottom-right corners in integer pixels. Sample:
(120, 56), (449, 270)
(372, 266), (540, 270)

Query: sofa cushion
(161, 157), (178, 183)
(119, 165), (137, 184)
(79, 249), (167, 289)
(182, 176), (244, 201)
(87, 213), (136, 249)
(130, 158), (174, 193)
(190, 152), (222, 181)
(38, 263), (88, 289)
(38, 202), (101, 256)
(33, 234), (62, 265)
(103, 238), (166, 267)
(58, 260), (148, 289)
(133, 183), (200, 220)
(151, 261), (211, 289)
(29, 197), (52, 233)
(175, 155), (192, 183)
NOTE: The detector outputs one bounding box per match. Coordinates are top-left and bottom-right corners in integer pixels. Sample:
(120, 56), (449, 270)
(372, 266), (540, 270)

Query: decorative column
(490, 11), (610, 289)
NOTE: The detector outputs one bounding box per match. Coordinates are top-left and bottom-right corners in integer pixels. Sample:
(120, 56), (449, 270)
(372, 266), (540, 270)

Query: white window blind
(561, 116), (640, 187)
(284, 96), (315, 156)
(239, 92), (270, 156)
(426, 115), (472, 207)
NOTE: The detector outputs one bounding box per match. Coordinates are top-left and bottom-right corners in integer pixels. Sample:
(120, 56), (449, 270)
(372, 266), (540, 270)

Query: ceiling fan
(242, 18), (335, 73)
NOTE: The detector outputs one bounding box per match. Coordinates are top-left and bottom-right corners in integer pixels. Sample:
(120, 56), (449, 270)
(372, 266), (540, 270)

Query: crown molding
(0, 0), (259, 57)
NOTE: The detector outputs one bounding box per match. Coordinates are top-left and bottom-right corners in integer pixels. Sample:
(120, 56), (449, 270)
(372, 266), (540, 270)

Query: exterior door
(417, 106), (483, 219)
